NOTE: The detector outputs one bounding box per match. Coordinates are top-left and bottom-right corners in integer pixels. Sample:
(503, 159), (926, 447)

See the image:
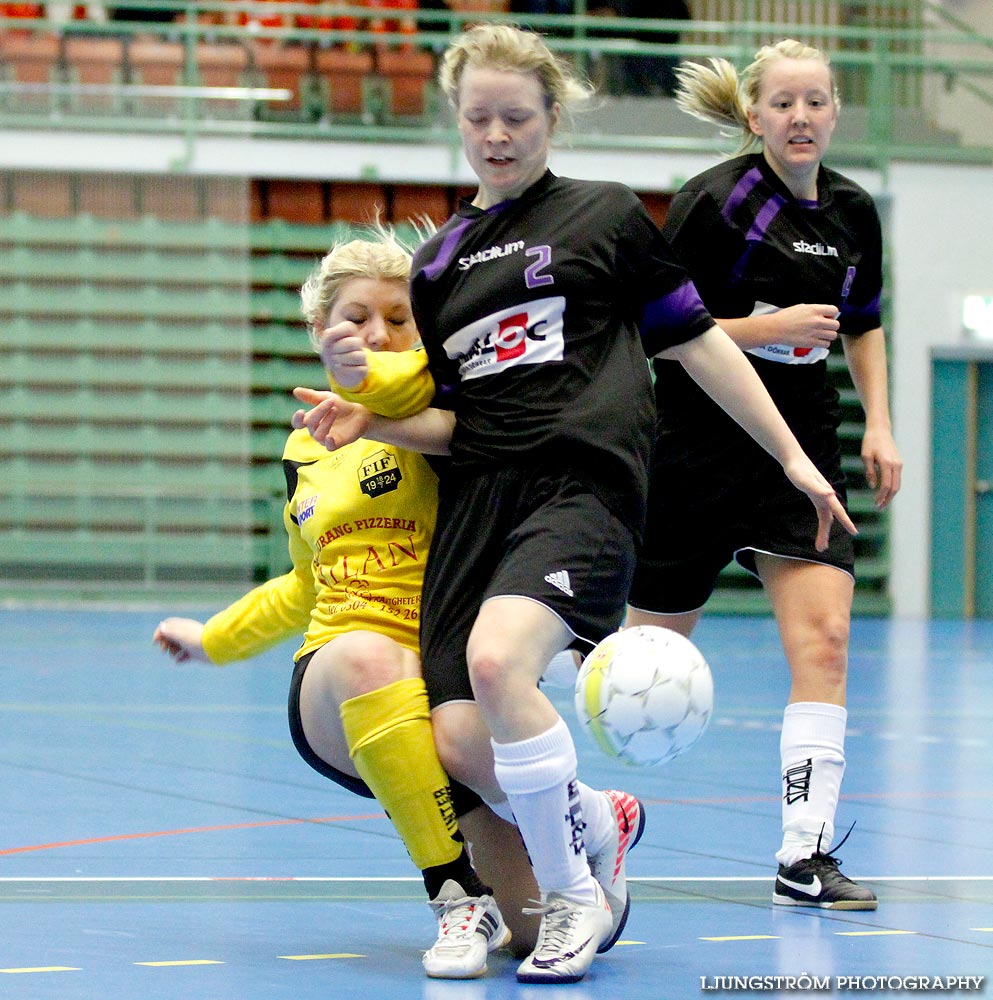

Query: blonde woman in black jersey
(295, 25), (857, 983)
(627, 40), (902, 911)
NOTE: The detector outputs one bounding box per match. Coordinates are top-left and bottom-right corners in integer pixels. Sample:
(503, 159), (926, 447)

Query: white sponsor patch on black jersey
(443, 296), (566, 381)
(745, 300), (829, 365)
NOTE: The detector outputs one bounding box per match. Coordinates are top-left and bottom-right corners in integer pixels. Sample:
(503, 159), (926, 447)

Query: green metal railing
(1, 1), (991, 170)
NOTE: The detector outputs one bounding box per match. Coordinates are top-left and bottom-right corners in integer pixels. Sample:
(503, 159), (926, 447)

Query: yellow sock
(340, 677), (462, 871)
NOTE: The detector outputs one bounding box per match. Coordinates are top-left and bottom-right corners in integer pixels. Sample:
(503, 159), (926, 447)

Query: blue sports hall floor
(2, 607), (991, 999)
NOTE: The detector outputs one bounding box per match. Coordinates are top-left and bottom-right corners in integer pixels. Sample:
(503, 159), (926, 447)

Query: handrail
(2, 3), (991, 171)
(923, 0), (993, 55)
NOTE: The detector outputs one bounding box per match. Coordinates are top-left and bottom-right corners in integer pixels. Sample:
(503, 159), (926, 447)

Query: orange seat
(329, 181), (389, 224)
(127, 36), (186, 116)
(367, 0), (417, 49)
(0, 29), (59, 113)
(265, 179), (326, 224)
(251, 41), (310, 113)
(313, 47), (373, 118)
(10, 169), (72, 217)
(375, 47), (434, 117)
(392, 183), (450, 226)
(0, 29), (59, 84)
(64, 36), (126, 113)
(195, 42), (250, 117)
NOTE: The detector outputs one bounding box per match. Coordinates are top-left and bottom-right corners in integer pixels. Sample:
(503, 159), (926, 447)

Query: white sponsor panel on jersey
(745, 300), (829, 365)
(443, 296), (566, 380)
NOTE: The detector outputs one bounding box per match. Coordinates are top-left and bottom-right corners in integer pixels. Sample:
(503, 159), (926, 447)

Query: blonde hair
(439, 23), (593, 114)
(675, 39), (840, 154)
(300, 226), (416, 351)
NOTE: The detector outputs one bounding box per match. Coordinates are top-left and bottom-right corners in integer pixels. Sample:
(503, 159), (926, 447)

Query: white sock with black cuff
(491, 716), (598, 905)
(777, 701), (847, 867)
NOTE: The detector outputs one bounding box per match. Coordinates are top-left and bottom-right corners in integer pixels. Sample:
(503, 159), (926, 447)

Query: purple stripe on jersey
(420, 217), (474, 281)
(721, 167), (763, 225)
(640, 279), (708, 336)
(727, 192), (787, 287)
(746, 192), (787, 242)
(840, 291), (881, 320)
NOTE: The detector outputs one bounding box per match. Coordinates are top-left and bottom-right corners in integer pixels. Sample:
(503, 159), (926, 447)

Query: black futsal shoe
(773, 825), (877, 910)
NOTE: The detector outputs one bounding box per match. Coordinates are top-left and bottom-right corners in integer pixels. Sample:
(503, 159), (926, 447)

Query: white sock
(487, 783), (613, 859)
(491, 716), (598, 904)
(577, 783), (613, 857)
(777, 701), (847, 867)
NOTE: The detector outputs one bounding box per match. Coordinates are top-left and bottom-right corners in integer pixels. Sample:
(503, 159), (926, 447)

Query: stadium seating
(63, 35), (126, 115)
(0, 29), (60, 114)
(0, 195), (892, 609)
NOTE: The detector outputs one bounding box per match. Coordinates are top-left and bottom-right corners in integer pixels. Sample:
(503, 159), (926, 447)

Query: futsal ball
(574, 626), (714, 766)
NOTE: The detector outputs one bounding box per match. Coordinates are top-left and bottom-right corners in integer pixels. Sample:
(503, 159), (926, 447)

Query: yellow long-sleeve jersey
(201, 428), (438, 665)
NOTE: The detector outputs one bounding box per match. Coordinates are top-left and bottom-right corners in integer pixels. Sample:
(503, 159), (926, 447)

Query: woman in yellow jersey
(153, 231), (537, 979)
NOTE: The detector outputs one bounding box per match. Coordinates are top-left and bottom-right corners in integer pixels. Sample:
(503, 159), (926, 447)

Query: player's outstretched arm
(293, 387), (455, 456)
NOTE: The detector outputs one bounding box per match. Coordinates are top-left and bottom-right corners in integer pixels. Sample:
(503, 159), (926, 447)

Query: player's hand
(317, 322), (369, 388)
(292, 386), (372, 451)
(783, 457), (857, 552)
(153, 618), (209, 663)
(772, 304), (840, 351)
(861, 426), (902, 509)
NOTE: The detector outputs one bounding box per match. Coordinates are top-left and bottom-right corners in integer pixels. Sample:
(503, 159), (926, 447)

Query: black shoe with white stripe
(773, 826), (877, 911)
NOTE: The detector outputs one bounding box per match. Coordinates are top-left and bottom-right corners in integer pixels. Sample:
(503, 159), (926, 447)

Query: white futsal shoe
(423, 879), (511, 979)
(516, 881), (613, 984)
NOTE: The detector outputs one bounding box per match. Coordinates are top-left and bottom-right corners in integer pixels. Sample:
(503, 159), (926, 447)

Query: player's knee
(800, 612), (850, 682)
(465, 646), (508, 705)
(431, 710), (496, 798)
(430, 714), (472, 779)
(312, 632), (412, 701)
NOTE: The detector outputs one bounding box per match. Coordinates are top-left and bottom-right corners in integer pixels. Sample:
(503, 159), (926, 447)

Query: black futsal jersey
(655, 153), (883, 496)
(410, 169), (714, 534)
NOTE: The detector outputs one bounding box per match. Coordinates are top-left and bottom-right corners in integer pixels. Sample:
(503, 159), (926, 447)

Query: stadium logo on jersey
(792, 240), (838, 257)
(457, 240), (525, 271)
(443, 297), (566, 380)
(296, 494), (318, 524)
(358, 449), (402, 498)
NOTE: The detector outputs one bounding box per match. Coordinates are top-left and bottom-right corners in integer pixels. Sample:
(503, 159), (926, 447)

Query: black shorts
(420, 465), (637, 708)
(628, 462), (855, 616)
(288, 649), (375, 798)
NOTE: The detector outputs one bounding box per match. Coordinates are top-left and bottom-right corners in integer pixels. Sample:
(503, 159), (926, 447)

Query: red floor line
(0, 813), (386, 856)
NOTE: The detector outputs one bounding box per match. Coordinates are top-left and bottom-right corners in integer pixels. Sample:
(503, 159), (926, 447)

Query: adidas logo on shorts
(544, 570), (574, 597)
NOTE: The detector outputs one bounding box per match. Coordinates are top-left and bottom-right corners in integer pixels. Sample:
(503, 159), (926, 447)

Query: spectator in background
(592, 0), (690, 97)
(509, 0), (573, 15)
(509, 0), (573, 38)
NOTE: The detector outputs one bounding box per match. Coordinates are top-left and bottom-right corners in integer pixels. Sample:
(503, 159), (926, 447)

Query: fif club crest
(358, 449), (402, 498)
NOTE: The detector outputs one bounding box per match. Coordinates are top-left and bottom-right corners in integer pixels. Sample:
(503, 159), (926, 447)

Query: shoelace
(436, 898), (485, 946)
(522, 897), (579, 956)
(808, 821), (857, 872)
